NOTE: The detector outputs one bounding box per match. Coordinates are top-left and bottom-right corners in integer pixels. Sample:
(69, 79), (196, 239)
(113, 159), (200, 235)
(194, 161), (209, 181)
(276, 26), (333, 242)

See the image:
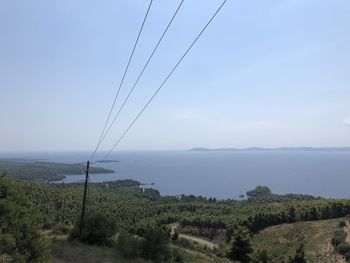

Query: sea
(1, 150), (350, 200)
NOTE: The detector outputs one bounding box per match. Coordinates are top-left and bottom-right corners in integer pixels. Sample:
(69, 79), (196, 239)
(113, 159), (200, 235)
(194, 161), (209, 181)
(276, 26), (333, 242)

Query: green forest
(0, 161), (113, 181)
(1, 171), (350, 262)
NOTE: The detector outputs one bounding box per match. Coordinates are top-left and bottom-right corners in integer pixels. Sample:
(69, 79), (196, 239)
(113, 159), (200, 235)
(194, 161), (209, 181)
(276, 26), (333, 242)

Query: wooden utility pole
(79, 160), (90, 238)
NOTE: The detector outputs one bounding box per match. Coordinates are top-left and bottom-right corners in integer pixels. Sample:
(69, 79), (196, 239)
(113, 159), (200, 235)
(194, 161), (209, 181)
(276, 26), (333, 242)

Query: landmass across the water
(0, 161), (114, 182)
(190, 147), (350, 152)
(95, 160), (120, 163)
(0, 158), (48, 162)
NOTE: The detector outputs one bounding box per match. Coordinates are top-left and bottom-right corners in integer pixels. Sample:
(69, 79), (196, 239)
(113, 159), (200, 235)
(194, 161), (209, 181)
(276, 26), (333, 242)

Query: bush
(116, 232), (143, 258)
(116, 227), (171, 262)
(176, 237), (192, 249)
(345, 251), (350, 261)
(331, 230), (347, 246)
(172, 230), (179, 241)
(339, 220), (346, 227)
(141, 226), (171, 262)
(253, 249), (270, 263)
(337, 243), (350, 254)
(70, 212), (116, 245)
(172, 249), (183, 262)
(288, 244), (306, 263)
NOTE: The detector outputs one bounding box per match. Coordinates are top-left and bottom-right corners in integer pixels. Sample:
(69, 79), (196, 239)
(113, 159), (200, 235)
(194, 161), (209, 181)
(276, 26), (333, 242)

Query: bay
(1, 150), (350, 199)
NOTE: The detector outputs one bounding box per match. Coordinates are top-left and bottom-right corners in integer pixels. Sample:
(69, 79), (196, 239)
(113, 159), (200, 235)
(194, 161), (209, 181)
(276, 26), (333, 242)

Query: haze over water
(1, 150), (350, 199)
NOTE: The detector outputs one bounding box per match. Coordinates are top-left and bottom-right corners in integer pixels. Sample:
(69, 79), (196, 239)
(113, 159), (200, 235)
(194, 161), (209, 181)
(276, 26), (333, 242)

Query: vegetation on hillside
(331, 219), (350, 260)
(0, 161), (113, 181)
(0, 174), (50, 262)
(246, 186), (321, 202)
(1, 171), (350, 262)
(253, 218), (349, 262)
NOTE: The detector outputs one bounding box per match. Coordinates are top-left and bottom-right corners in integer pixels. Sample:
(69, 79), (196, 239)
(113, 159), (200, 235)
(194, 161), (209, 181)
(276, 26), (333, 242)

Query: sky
(0, 0), (349, 151)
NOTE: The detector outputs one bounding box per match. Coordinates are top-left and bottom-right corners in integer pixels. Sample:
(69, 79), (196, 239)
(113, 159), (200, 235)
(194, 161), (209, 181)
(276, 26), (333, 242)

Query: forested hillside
(0, 161), (113, 181)
(1, 174), (350, 262)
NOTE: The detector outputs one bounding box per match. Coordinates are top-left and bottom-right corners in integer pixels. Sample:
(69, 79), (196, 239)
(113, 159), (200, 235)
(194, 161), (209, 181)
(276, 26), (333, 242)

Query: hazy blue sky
(1, 0), (349, 151)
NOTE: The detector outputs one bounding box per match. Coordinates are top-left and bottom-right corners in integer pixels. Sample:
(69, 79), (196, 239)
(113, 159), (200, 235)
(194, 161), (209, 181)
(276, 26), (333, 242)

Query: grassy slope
(253, 218), (346, 263)
(48, 219), (348, 262)
(49, 235), (229, 263)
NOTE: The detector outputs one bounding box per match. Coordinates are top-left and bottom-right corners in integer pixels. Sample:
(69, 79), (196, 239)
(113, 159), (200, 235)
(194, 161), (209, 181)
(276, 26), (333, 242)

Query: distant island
(0, 161), (114, 182)
(95, 160), (120, 163)
(189, 147), (350, 152)
(0, 158), (48, 162)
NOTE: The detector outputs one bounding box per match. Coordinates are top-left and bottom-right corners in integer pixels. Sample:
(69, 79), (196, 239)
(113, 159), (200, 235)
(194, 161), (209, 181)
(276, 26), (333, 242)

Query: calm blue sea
(1, 151), (350, 199)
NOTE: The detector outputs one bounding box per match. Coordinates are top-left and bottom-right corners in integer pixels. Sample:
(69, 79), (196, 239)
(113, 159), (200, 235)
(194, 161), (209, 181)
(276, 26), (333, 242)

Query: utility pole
(79, 160), (90, 239)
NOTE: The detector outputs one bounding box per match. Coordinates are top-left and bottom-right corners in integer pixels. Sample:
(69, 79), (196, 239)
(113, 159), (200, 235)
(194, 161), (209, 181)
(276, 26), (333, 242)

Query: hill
(189, 147), (350, 152)
(253, 218), (350, 262)
(0, 161), (113, 181)
(2, 173), (350, 262)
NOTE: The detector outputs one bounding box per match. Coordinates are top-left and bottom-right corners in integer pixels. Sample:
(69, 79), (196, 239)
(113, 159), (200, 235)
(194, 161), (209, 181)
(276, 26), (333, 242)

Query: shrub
(253, 249), (270, 263)
(176, 237), (192, 249)
(141, 226), (171, 262)
(172, 230), (179, 242)
(172, 249), (183, 262)
(345, 251), (350, 261)
(331, 230), (347, 246)
(116, 227), (171, 262)
(70, 212), (116, 245)
(338, 220), (346, 227)
(337, 243), (350, 254)
(116, 232), (142, 258)
(288, 244), (306, 263)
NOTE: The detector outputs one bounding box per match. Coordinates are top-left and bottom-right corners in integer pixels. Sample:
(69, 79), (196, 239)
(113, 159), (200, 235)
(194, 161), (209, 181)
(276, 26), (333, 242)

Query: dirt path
(169, 223), (218, 249)
(178, 233), (218, 249)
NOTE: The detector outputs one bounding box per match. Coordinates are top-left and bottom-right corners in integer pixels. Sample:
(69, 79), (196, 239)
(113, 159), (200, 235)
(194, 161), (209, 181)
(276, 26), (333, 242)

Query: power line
(95, 0), (185, 153)
(102, 0), (228, 161)
(90, 0), (154, 161)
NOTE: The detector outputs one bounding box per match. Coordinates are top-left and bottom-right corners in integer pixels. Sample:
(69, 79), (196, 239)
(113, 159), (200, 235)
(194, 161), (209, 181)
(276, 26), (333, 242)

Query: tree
(320, 206), (330, 219)
(246, 186), (272, 200)
(116, 232), (143, 259)
(70, 212), (116, 245)
(141, 226), (171, 263)
(289, 244), (306, 263)
(226, 228), (253, 263)
(288, 206), (297, 223)
(116, 227), (175, 262)
(308, 207), (318, 221)
(171, 230), (179, 242)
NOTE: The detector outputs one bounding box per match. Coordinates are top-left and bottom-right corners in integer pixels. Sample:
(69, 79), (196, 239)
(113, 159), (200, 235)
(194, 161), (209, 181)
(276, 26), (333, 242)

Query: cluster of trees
(0, 174), (50, 262)
(246, 186), (321, 202)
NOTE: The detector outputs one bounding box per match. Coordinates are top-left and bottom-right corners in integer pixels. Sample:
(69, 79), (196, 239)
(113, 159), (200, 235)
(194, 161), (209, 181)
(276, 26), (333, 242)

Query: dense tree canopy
(0, 174), (50, 262)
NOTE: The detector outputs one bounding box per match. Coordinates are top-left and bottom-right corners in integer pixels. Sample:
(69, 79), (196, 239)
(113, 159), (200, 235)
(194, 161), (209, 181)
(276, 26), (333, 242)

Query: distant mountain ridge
(189, 147), (350, 152)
